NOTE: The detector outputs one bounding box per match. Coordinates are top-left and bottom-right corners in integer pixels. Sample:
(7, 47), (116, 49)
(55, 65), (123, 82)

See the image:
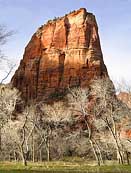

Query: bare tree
(67, 87), (103, 166)
(0, 25), (13, 46)
(0, 60), (15, 84)
(0, 85), (20, 151)
(91, 77), (130, 164)
(2, 102), (74, 163)
(116, 79), (131, 108)
(0, 25), (15, 83)
(4, 106), (36, 166)
(33, 102), (72, 161)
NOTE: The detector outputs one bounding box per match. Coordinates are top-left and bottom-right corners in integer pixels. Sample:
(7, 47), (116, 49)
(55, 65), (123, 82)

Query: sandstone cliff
(11, 8), (108, 101)
(117, 92), (131, 108)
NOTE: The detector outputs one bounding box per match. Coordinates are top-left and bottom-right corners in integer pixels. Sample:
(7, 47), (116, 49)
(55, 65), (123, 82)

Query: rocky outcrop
(11, 8), (108, 102)
(117, 92), (131, 108)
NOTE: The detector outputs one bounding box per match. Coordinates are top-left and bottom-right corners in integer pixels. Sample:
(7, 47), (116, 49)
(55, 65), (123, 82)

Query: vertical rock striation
(11, 8), (108, 101)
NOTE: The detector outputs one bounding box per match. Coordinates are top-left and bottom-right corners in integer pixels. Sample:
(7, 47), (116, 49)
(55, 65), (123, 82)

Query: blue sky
(0, 0), (131, 84)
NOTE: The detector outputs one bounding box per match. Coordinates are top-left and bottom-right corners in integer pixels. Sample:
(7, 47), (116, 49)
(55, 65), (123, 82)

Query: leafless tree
(4, 106), (36, 166)
(0, 25), (13, 46)
(33, 102), (72, 161)
(116, 79), (131, 108)
(0, 84), (20, 151)
(91, 77), (130, 164)
(0, 60), (15, 84)
(2, 101), (74, 163)
(67, 87), (103, 166)
(0, 25), (15, 84)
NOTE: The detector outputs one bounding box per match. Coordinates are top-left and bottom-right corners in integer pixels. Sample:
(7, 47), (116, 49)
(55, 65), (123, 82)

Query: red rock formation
(117, 92), (131, 108)
(117, 92), (131, 139)
(11, 8), (108, 101)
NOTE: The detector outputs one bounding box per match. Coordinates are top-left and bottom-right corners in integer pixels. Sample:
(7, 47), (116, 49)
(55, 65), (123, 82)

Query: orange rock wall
(11, 8), (108, 101)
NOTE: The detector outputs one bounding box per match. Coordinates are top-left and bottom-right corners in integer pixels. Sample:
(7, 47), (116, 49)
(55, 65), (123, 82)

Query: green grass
(0, 160), (131, 173)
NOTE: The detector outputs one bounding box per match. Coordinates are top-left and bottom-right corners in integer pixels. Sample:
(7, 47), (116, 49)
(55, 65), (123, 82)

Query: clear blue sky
(0, 0), (131, 84)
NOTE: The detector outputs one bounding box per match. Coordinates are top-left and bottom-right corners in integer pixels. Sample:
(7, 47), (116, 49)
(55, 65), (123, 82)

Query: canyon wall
(11, 8), (108, 101)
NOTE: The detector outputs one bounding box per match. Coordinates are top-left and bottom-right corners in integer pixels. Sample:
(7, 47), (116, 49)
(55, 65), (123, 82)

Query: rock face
(117, 92), (131, 108)
(11, 8), (108, 101)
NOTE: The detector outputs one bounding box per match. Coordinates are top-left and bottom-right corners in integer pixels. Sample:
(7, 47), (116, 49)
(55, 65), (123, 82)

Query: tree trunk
(14, 150), (17, 162)
(126, 151), (130, 165)
(46, 139), (50, 162)
(94, 140), (104, 165)
(113, 135), (123, 164)
(39, 149), (42, 162)
(89, 139), (100, 166)
(107, 122), (124, 164)
(83, 116), (100, 165)
(9, 153), (11, 162)
(32, 133), (35, 162)
(22, 157), (27, 166)
(47, 148), (50, 162)
(21, 147), (27, 166)
(0, 127), (2, 151)
(22, 152), (27, 166)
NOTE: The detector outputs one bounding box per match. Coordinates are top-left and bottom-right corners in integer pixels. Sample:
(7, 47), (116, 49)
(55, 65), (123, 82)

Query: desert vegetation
(0, 78), (131, 169)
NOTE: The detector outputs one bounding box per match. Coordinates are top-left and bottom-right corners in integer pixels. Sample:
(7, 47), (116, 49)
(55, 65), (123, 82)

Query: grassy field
(0, 160), (131, 173)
